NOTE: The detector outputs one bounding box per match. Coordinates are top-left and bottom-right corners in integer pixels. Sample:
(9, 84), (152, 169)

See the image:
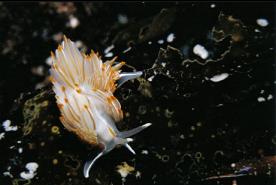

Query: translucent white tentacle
(84, 151), (104, 178)
(117, 71), (143, 88)
(119, 123), (152, 138)
(125, 143), (136, 155)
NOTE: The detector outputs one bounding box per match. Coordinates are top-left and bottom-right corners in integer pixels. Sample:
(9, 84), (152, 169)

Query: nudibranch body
(50, 36), (151, 178)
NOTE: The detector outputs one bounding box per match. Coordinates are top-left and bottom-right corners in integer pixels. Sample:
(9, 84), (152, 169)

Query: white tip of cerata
(143, 123), (152, 128)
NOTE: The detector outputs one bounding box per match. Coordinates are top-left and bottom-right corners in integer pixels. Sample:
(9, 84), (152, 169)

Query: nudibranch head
(50, 35), (151, 178)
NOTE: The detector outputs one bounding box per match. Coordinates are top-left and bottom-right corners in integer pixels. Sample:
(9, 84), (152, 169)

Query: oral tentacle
(119, 123), (152, 138)
(117, 71), (143, 88)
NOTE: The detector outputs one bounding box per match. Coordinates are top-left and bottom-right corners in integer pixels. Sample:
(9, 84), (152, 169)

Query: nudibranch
(49, 36), (151, 178)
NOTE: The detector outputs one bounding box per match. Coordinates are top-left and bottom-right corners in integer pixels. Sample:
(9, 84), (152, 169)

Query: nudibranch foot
(117, 71), (143, 88)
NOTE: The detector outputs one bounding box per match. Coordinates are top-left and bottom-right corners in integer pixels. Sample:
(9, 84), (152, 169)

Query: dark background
(0, 2), (275, 185)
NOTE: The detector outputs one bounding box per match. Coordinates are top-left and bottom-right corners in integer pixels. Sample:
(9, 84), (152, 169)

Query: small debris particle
(31, 65), (45, 76)
(20, 162), (39, 180)
(68, 15), (79, 28)
(123, 47), (132, 53)
(141, 150), (149, 155)
(2, 120), (18, 132)
(52, 159), (58, 165)
(118, 14), (128, 24)
(18, 148), (23, 153)
(256, 18), (269, 27)
(20, 171), (35, 180)
(51, 126), (60, 134)
(26, 162), (39, 172)
(209, 73), (229, 82)
(147, 76), (155, 82)
(3, 171), (13, 178)
(135, 171), (142, 179)
(166, 33), (175, 42)
(116, 162), (135, 178)
(157, 39), (164, 44)
(193, 44), (209, 59)
(267, 94), (273, 100)
(104, 45), (115, 54)
(105, 52), (113, 58)
(257, 97), (266, 102)
(0, 132), (5, 140)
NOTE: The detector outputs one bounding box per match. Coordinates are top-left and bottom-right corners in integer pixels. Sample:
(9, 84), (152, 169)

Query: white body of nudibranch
(49, 36), (151, 178)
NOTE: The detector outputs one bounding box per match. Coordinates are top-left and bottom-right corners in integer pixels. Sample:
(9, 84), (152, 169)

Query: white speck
(210, 4), (216, 8)
(20, 171), (35, 180)
(118, 14), (128, 24)
(267, 94), (273, 100)
(31, 65), (45, 76)
(135, 171), (142, 179)
(157, 39), (164, 44)
(180, 134), (185, 139)
(123, 47), (132, 53)
(2, 120), (18, 132)
(52, 32), (63, 42)
(45, 56), (52, 66)
(161, 62), (166, 67)
(9, 145), (15, 149)
(166, 33), (175, 43)
(209, 73), (229, 82)
(68, 15), (79, 29)
(20, 162), (39, 180)
(0, 132), (5, 140)
(3, 171), (13, 178)
(104, 45), (115, 54)
(193, 44), (209, 59)
(141, 150), (149, 155)
(257, 97), (266, 102)
(216, 104), (224, 107)
(17, 140), (22, 143)
(260, 89), (265, 94)
(105, 52), (113, 58)
(18, 148), (23, 153)
(35, 82), (47, 90)
(256, 18), (269, 27)
(26, 162), (39, 172)
(75, 40), (83, 48)
(231, 163), (236, 168)
(148, 41), (152, 45)
(255, 29), (261, 32)
(147, 76), (155, 82)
